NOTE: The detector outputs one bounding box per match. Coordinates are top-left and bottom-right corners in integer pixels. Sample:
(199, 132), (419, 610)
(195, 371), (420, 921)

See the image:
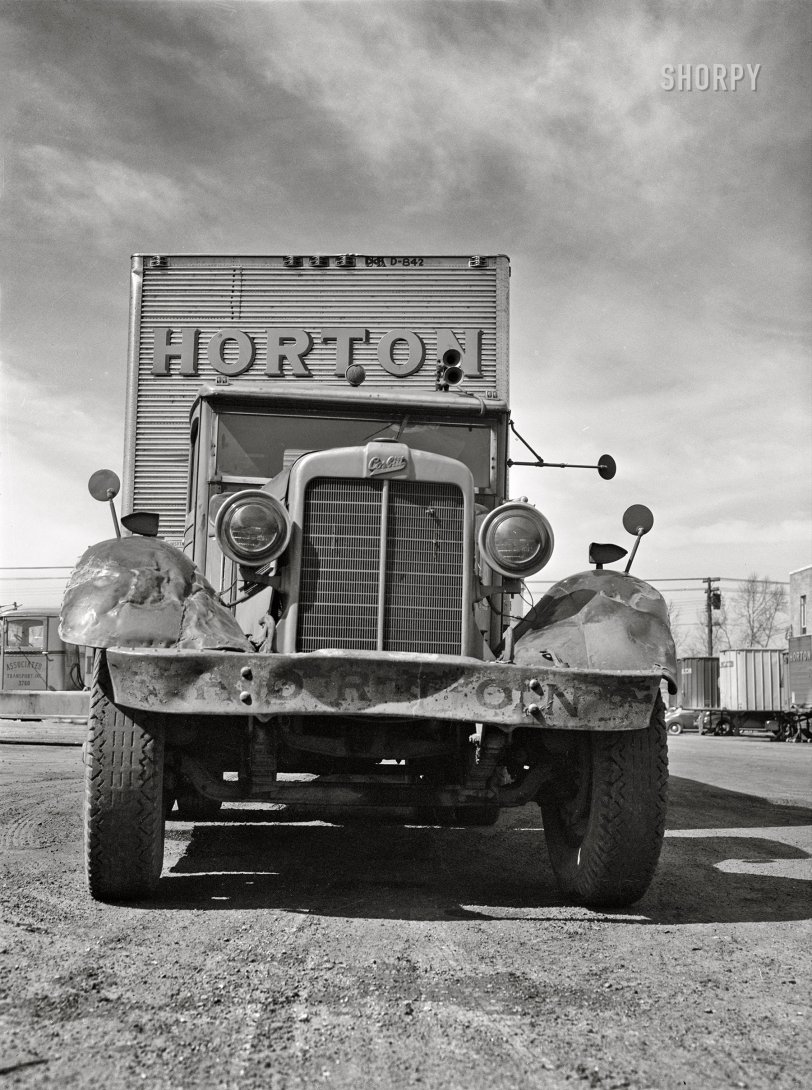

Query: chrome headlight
(215, 490), (291, 567)
(478, 502), (554, 578)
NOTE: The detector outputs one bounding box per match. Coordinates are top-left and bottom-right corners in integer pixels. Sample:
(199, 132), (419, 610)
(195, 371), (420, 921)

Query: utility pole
(704, 577), (720, 654)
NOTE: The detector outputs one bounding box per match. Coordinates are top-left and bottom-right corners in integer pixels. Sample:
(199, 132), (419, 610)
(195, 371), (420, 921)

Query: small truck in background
(0, 606), (89, 720)
(60, 253), (676, 906)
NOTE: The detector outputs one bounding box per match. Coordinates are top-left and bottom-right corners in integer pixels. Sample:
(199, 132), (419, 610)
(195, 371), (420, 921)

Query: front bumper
(107, 648), (662, 731)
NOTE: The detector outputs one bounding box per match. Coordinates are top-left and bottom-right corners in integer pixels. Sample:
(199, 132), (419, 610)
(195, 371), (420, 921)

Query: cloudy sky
(0, 0), (809, 595)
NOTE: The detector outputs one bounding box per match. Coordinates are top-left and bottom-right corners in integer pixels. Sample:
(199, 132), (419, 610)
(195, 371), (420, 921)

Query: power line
(0, 566), (74, 572)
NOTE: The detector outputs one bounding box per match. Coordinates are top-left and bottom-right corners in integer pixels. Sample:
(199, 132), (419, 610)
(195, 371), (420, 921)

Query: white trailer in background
(702, 648), (810, 740)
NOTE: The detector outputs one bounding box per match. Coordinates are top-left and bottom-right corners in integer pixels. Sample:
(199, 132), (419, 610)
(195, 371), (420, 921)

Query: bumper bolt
(239, 691), (252, 706)
(240, 666), (253, 681)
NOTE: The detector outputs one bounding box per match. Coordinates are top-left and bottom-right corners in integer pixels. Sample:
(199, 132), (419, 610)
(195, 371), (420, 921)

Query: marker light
(478, 502), (554, 578)
(215, 490), (291, 567)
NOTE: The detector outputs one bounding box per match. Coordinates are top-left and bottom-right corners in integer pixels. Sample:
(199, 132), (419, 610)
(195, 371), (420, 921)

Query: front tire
(85, 652), (165, 901)
(540, 694), (668, 907)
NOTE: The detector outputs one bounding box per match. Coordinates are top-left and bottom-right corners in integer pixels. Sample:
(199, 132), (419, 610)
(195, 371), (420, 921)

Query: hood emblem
(368, 454), (407, 476)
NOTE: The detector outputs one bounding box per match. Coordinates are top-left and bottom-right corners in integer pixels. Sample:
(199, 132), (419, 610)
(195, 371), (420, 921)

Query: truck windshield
(216, 411), (494, 488)
(3, 619), (45, 650)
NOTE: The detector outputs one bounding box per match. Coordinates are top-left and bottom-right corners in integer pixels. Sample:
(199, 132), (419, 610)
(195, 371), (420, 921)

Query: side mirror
(88, 469), (121, 537)
(597, 455), (616, 480)
(622, 504), (654, 536)
(622, 505), (654, 573)
(88, 469), (120, 502)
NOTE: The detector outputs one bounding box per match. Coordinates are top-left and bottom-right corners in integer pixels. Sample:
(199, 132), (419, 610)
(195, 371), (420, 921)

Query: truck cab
(189, 385), (511, 658)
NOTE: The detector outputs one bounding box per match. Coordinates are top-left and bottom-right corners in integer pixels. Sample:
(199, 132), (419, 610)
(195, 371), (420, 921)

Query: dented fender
(59, 536), (252, 651)
(511, 569), (677, 695)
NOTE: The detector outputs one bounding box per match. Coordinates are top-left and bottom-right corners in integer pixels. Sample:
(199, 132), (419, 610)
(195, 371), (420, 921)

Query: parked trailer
(701, 648), (810, 741)
(664, 657), (720, 734)
(0, 607), (91, 719)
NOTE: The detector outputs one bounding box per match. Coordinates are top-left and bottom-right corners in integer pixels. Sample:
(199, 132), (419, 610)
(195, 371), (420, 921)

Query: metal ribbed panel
(677, 657), (720, 708)
(297, 477), (464, 654)
(129, 256), (507, 540)
(719, 649), (784, 711)
(384, 482), (464, 654)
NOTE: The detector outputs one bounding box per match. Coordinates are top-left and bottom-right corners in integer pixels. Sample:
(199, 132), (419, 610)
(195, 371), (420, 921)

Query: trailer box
(718, 648), (784, 712)
(677, 656), (720, 709)
(124, 254), (509, 544)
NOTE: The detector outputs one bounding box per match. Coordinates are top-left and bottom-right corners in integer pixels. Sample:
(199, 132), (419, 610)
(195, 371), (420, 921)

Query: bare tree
(729, 573), (788, 647)
(665, 598), (693, 659)
(681, 603), (731, 658)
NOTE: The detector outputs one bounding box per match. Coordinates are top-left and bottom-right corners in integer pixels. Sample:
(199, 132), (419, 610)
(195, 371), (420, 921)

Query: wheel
(174, 783), (223, 821)
(85, 651), (165, 901)
(540, 694), (669, 908)
(667, 721), (683, 736)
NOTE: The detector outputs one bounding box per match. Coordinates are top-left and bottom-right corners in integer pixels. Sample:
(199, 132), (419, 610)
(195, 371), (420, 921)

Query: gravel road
(1, 726), (810, 1089)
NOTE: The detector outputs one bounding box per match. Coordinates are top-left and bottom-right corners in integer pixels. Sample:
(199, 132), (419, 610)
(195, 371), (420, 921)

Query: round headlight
(215, 490), (291, 567)
(479, 502), (554, 578)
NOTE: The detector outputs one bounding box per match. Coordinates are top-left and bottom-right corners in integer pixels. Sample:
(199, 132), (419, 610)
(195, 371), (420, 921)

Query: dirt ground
(1, 726), (810, 1090)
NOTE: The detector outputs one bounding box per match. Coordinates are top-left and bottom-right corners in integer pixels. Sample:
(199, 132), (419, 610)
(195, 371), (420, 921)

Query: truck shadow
(153, 775), (811, 925)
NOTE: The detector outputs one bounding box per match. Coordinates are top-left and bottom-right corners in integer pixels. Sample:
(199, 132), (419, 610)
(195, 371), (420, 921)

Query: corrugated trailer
(677, 657), (720, 710)
(125, 254), (510, 545)
(718, 648), (784, 711)
(701, 648), (809, 741)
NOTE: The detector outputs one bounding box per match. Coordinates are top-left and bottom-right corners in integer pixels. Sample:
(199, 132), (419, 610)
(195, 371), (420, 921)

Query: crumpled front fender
(511, 569), (677, 694)
(59, 537), (252, 652)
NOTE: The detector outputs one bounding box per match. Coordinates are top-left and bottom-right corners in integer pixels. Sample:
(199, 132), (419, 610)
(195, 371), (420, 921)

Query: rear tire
(541, 695), (668, 907)
(85, 652), (165, 901)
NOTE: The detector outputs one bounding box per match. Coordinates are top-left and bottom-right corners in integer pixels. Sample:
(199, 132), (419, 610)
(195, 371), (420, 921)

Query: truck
(0, 606), (90, 719)
(59, 253), (676, 907)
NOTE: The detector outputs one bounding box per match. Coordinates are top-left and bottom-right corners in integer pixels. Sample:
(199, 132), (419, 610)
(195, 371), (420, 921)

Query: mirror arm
(624, 530), (645, 573)
(107, 491), (121, 539)
(508, 418), (545, 465)
(508, 420), (616, 478)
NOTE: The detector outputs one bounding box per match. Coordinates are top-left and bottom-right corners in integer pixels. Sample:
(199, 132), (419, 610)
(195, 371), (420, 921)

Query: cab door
(1, 615), (48, 690)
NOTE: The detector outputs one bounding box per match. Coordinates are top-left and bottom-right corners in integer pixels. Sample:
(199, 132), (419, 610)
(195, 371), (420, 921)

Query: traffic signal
(711, 590), (722, 610)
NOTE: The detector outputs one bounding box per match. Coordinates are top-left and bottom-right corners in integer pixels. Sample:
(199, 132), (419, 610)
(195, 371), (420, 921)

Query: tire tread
(542, 695), (669, 907)
(85, 652), (165, 901)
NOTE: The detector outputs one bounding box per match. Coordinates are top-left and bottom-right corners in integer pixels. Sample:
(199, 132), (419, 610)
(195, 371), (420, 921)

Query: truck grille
(297, 478), (465, 654)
